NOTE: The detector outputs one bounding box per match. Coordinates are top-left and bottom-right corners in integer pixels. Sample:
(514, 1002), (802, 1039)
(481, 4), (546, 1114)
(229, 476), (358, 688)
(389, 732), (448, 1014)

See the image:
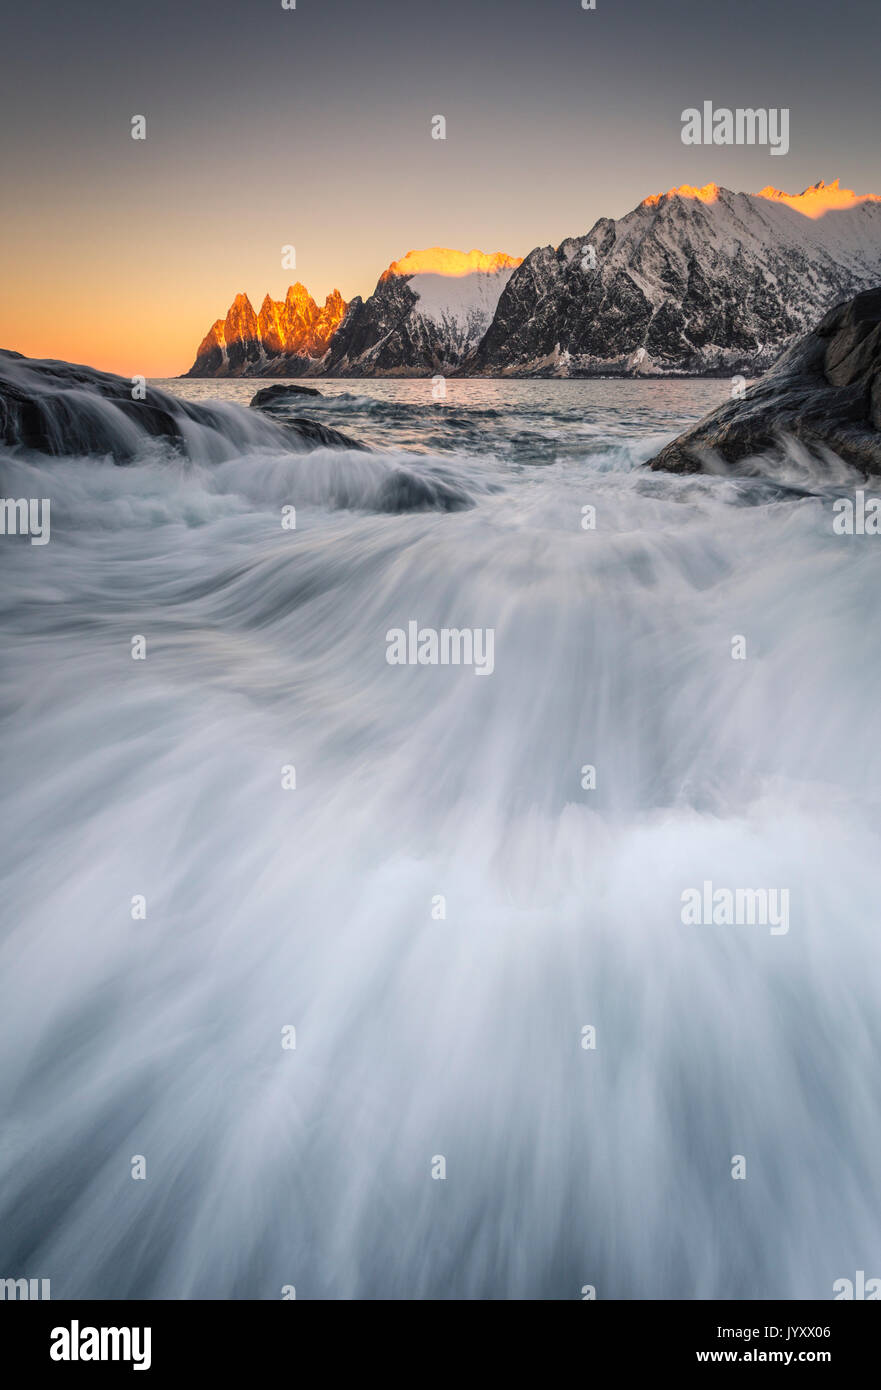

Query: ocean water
(1, 375), (879, 1299)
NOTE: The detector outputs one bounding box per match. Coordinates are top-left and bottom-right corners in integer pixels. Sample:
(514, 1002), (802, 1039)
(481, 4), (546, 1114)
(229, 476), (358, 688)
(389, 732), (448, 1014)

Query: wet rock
(282, 417), (369, 451)
(249, 383), (324, 408)
(0, 350), (365, 461)
(647, 287), (881, 477)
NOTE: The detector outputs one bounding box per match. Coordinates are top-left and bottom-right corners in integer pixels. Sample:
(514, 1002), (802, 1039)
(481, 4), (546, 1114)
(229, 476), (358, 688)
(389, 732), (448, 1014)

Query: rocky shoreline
(0, 350), (364, 461)
(648, 288), (881, 478)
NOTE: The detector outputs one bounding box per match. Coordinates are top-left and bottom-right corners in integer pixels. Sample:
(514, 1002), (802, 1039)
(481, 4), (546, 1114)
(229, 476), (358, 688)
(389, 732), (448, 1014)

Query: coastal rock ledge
(648, 287), (881, 478)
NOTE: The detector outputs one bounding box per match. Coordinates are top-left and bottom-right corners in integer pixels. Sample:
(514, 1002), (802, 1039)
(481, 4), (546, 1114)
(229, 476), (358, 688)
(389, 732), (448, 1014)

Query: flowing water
(1, 375), (879, 1299)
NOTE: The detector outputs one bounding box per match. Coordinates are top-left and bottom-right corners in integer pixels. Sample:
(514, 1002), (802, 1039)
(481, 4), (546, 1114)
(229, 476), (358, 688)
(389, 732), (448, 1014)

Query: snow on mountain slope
(407, 268), (518, 353)
(182, 182), (881, 379)
(472, 180), (881, 377)
(324, 248), (521, 375)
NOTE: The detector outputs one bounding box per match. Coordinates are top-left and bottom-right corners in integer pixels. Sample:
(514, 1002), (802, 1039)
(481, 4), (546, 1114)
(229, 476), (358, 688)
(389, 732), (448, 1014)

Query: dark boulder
(0, 350), (365, 461)
(282, 417), (369, 451)
(249, 383), (323, 408)
(648, 288), (881, 477)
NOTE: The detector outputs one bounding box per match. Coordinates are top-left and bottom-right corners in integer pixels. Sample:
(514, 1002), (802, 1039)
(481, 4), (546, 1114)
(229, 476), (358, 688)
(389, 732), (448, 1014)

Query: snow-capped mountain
(183, 182), (881, 378)
(186, 284), (347, 377)
(323, 248), (522, 375)
(471, 180), (881, 376)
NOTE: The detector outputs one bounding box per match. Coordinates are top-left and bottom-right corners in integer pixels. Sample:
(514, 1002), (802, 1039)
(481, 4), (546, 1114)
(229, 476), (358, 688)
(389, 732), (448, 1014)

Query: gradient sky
(1, 0), (879, 375)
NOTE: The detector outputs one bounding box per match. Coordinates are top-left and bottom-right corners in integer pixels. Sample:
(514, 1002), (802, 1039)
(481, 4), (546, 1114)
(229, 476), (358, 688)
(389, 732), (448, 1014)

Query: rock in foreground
(0, 350), (364, 461)
(648, 288), (881, 477)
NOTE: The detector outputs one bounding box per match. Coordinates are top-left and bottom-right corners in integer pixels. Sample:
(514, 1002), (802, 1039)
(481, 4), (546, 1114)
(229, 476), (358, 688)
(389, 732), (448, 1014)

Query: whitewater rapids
(0, 377), (879, 1299)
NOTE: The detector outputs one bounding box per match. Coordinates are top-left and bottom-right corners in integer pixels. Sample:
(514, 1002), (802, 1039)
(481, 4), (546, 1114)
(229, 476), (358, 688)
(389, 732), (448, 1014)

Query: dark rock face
(322, 251), (521, 376)
(647, 287), (881, 477)
(280, 417), (369, 452)
(0, 350), (364, 461)
(249, 383), (323, 408)
(470, 184), (881, 377)
(0, 351), (188, 459)
(324, 280), (423, 374)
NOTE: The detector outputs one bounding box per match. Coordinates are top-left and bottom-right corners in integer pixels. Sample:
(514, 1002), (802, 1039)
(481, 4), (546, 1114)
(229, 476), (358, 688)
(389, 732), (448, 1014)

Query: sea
(1, 375), (878, 1298)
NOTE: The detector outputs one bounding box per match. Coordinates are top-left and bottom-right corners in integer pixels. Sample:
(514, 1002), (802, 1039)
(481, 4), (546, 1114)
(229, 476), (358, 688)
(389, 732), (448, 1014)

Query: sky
(1, 0), (879, 376)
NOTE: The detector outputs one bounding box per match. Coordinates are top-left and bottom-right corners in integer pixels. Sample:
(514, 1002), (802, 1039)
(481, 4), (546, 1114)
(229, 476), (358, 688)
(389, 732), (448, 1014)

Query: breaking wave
(1, 374), (879, 1298)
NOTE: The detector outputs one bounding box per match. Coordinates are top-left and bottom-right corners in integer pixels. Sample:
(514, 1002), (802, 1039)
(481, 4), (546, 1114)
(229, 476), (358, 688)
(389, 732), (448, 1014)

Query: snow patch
(407, 266), (518, 348)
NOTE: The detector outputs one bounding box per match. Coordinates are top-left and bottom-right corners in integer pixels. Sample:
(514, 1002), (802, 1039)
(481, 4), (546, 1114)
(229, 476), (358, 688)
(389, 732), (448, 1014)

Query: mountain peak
(325, 248), (523, 375)
(756, 180), (881, 218)
(640, 179), (881, 220)
(474, 177), (881, 376)
(188, 283), (347, 376)
(642, 182), (721, 207)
